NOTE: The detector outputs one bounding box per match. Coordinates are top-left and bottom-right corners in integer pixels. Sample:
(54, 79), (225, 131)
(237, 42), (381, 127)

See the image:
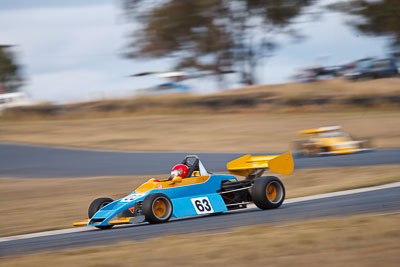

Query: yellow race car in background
(293, 126), (372, 156)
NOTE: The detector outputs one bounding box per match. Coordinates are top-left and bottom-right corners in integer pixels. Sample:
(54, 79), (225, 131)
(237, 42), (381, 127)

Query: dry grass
(1, 111), (400, 152)
(2, 212), (400, 266)
(1, 165), (399, 237)
(220, 77), (400, 98)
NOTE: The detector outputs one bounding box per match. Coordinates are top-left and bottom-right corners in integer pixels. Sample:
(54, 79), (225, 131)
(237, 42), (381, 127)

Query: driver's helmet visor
(170, 169), (182, 178)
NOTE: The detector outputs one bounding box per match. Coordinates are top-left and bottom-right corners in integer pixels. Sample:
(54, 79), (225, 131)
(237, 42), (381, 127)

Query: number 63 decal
(191, 197), (214, 214)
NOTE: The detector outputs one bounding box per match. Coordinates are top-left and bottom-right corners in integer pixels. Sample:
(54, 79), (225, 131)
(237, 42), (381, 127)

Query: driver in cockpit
(169, 164), (189, 180)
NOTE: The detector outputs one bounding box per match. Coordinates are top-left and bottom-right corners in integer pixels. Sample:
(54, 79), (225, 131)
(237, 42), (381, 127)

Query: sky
(0, 0), (391, 103)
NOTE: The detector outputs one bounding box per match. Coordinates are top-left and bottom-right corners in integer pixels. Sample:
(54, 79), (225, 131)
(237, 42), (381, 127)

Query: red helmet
(170, 164), (189, 178)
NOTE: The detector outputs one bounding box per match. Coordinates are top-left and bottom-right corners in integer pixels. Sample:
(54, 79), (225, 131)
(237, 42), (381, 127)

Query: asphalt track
(1, 142), (400, 178)
(1, 143), (400, 257)
(1, 184), (400, 257)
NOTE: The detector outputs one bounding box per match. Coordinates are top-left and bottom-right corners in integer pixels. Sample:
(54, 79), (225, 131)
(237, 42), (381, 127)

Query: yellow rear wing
(298, 126), (342, 135)
(227, 152), (294, 177)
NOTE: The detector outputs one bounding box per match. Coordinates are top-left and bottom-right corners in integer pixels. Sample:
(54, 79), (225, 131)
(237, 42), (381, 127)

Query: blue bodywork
(88, 174), (237, 227)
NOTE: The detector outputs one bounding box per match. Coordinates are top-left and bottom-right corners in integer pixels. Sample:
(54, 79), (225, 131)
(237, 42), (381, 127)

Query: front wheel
(88, 197), (114, 229)
(252, 176), (285, 210)
(142, 193), (173, 224)
(88, 197), (114, 218)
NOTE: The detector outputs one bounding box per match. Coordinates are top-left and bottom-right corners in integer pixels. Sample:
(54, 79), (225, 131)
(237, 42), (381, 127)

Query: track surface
(1, 142), (400, 178)
(1, 185), (399, 257)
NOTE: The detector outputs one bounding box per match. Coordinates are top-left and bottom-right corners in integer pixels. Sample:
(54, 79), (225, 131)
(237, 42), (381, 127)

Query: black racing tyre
(360, 139), (371, 149)
(95, 225), (113, 229)
(291, 140), (307, 157)
(252, 176), (285, 210)
(142, 193), (173, 224)
(303, 143), (321, 156)
(88, 197), (114, 218)
(292, 140), (306, 152)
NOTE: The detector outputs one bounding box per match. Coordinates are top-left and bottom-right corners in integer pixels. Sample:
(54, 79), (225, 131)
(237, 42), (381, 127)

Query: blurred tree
(123, 0), (315, 85)
(329, 0), (400, 47)
(0, 46), (23, 93)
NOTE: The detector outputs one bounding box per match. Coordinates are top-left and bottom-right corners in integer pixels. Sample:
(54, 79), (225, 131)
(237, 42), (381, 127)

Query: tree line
(1, 0), (399, 93)
(122, 0), (400, 86)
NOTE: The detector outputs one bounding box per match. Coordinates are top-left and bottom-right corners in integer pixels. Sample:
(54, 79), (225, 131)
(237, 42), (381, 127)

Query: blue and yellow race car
(73, 153), (294, 229)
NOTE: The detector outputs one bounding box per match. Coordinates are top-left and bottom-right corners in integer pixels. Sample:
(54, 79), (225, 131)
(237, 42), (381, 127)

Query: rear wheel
(88, 197), (114, 229)
(252, 176), (285, 209)
(360, 139), (371, 149)
(142, 193), (173, 224)
(303, 143), (322, 156)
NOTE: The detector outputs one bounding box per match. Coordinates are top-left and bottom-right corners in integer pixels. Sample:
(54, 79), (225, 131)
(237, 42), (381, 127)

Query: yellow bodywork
(109, 217), (134, 225)
(227, 152), (294, 177)
(73, 217), (136, 226)
(135, 175), (211, 193)
(73, 219), (90, 226)
(311, 136), (360, 154)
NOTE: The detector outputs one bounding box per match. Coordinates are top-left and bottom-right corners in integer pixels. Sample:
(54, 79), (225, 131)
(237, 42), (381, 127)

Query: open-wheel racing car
(73, 152), (294, 229)
(293, 126), (372, 156)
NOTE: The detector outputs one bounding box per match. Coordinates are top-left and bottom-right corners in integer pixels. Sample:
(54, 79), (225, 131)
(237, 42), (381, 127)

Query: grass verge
(1, 212), (400, 266)
(1, 165), (400, 237)
(1, 111), (400, 152)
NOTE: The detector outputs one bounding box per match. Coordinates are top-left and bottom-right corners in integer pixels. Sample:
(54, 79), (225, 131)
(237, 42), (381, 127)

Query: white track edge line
(283, 181), (400, 204)
(0, 227), (93, 243)
(1, 181), (400, 243)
